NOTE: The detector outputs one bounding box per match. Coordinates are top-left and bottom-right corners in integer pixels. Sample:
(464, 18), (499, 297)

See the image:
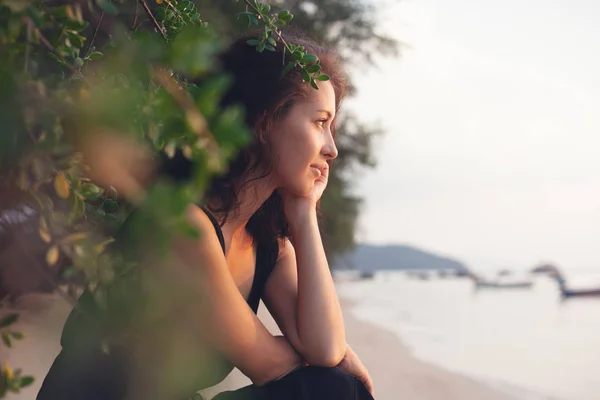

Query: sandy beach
(1, 291), (516, 400)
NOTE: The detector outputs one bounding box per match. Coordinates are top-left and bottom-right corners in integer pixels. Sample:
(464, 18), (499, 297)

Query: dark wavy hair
(165, 30), (347, 244)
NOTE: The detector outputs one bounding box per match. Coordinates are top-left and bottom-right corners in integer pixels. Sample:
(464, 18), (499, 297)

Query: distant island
(333, 244), (468, 273)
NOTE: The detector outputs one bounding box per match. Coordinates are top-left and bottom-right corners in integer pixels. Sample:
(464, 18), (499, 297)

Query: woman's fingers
(362, 371), (375, 397)
(354, 362), (374, 396)
(338, 345), (375, 397)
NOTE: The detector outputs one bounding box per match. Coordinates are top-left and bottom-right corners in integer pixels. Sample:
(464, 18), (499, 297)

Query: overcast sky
(349, 0), (600, 271)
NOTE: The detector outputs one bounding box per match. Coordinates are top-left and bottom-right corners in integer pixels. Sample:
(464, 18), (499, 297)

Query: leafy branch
(239, 0), (329, 89)
(0, 310), (32, 396)
(139, 0), (168, 40)
(0, 0), (309, 396)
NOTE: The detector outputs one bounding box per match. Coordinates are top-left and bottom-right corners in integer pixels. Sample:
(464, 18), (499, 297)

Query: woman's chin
(282, 183), (312, 197)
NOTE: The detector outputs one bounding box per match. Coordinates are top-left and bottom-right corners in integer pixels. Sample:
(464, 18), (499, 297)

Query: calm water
(337, 271), (600, 400)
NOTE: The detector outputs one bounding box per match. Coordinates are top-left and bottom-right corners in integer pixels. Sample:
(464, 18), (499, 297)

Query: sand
(0, 291), (516, 400)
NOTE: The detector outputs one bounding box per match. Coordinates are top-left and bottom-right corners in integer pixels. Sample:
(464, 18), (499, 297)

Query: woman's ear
(254, 112), (270, 145)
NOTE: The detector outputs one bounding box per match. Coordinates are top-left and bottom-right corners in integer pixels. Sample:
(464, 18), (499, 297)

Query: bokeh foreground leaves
(0, 0), (326, 396)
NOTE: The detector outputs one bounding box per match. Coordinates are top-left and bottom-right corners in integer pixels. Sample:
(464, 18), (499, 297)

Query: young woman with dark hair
(38, 31), (374, 400)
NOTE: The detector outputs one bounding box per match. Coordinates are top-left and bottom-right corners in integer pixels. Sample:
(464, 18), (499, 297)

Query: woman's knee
(302, 366), (353, 381)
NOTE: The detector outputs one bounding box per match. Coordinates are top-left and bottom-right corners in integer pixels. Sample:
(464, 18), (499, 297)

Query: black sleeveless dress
(37, 208), (374, 400)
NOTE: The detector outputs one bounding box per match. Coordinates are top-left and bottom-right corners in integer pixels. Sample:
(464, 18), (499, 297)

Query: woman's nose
(323, 132), (338, 160)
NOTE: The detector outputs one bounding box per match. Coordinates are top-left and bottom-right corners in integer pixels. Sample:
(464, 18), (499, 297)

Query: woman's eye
(316, 119), (328, 127)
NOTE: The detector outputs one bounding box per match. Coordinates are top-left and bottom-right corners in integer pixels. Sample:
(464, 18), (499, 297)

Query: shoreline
(204, 294), (520, 400)
(336, 294), (520, 400)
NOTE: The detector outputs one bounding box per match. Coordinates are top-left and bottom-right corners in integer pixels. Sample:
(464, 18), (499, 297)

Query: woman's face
(268, 81), (338, 196)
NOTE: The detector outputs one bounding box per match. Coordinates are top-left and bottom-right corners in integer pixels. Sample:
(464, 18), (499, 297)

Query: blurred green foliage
(0, 0), (329, 396)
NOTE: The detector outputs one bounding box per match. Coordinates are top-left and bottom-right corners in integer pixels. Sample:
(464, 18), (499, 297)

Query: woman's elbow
(302, 344), (345, 367)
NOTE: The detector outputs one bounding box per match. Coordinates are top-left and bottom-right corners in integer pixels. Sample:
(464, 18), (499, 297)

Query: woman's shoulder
(185, 204), (226, 253)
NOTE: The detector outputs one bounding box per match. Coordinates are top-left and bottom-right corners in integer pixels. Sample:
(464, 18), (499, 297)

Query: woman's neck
(210, 173), (276, 248)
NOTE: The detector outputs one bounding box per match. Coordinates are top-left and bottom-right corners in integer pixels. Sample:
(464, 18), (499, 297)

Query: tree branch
(152, 68), (220, 158)
(138, 0), (167, 41)
(85, 11), (104, 56)
(24, 16), (76, 73)
(241, 0), (299, 65)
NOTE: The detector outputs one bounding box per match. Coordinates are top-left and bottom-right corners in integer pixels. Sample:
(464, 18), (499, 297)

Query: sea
(336, 270), (600, 400)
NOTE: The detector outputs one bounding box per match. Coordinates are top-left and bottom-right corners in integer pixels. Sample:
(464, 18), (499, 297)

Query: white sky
(350, 0), (600, 271)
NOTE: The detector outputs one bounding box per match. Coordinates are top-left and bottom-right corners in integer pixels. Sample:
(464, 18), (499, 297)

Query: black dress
(37, 208), (374, 400)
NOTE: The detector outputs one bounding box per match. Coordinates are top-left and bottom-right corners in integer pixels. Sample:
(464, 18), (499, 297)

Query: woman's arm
(164, 205), (304, 385)
(262, 204), (346, 366)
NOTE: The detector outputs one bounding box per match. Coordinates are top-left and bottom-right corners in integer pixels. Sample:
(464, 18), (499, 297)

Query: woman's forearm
(288, 207), (346, 366)
(164, 207), (304, 385)
(186, 248), (304, 385)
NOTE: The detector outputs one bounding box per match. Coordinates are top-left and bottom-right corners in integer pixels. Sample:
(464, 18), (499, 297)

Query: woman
(38, 31), (374, 400)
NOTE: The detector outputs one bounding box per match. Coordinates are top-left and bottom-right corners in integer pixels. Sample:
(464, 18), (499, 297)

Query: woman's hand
(259, 336), (307, 384)
(337, 344), (374, 396)
(279, 164), (329, 224)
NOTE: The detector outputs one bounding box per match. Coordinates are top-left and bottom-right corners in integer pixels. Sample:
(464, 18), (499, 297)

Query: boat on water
(468, 269), (534, 290)
(358, 271), (376, 280)
(532, 264), (600, 298)
(475, 280), (533, 289)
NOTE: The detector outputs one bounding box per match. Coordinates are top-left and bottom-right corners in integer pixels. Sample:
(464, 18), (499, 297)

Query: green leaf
(256, 42), (265, 52)
(19, 377), (34, 388)
(261, 4), (271, 13)
(80, 183), (104, 200)
(267, 37), (277, 47)
(279, 10), (294, 22)
(0, 313), (19, 328)
(65, 31), (85, 49)
(176, 1), (190, 11)
(64, 20), (90, 32)
(73, 57), (84, 68)
(246, 39), (259, 46)
(47, 52), (63, 63)
(9, 331), (24, 340)
(310, 78), (319, 90)
(280, 61), (295, 77)
(247, 14), (258, 26)
(236, 11), (252, 19)
(62, 266), (79, 279)
(102, 199), (119, 213)
(292, 51), (303, 61)
(96, 0), (118, 15)
(68, 194), (84, 223)
(303, 53), (318, 63)
(264, 45), (275, 52)
(88, 51), (103, 61)
(307, 64), (320, 74)
(169, 25), (221, 75)
(191, 13), (200, 21)
(317, 74), (330, 81)
(1, 332), (12, 348)
(300, 68), (310, 83)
